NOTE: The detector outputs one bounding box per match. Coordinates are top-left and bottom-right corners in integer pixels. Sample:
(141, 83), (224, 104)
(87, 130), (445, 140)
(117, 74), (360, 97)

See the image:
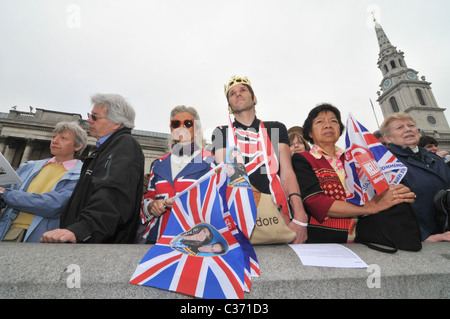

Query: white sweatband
(291, 219), (308, 227)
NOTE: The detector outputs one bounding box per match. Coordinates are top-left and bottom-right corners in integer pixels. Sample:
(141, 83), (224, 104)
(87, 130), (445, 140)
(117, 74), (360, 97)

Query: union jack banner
(344, 113), (408, 206)
(225, 115), (258, 239)
(130, 165), (255, 299)
(225, 115), (260, 277)
(228, 115), (290, 218)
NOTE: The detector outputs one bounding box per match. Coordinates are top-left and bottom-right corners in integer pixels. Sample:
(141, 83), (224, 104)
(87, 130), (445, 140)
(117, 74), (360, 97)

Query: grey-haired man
(41, 94), (145, 243)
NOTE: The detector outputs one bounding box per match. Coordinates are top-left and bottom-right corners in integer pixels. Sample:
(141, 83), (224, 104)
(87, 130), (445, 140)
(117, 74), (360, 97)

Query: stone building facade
(0, 108), (169, 173)
(374, 22), (450, 151)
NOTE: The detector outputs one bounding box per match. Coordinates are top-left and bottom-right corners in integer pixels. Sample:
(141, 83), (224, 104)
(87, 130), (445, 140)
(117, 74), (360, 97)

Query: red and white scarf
(228, 116), (290, 217)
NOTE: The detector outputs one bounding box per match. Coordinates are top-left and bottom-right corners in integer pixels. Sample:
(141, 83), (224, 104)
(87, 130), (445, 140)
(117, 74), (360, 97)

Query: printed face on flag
(130, 167), (251, 299)
(170, 222), (229, 257)
(225, 146), (251, 188)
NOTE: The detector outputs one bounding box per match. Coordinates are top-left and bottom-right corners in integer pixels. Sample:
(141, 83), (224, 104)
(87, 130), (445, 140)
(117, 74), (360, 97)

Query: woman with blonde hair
(380, 112), (450, 242)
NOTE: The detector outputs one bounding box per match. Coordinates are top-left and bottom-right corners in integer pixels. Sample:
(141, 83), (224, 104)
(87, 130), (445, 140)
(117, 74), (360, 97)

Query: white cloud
(1, 0), (450, 148)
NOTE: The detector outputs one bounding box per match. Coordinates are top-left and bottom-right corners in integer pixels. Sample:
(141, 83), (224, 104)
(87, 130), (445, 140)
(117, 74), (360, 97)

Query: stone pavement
(0, 242), (448, 299)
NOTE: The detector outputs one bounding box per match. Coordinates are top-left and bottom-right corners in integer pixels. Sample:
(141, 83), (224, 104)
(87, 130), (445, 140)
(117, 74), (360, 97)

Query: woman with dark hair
(170, 224), (223, 256)
(291, 103), (416, 243)
(177, 224), (213, 247)
(418, 135), (450, 165)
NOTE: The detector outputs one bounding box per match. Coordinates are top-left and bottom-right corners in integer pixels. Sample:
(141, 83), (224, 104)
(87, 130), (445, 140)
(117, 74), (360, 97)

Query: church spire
(374, 22), (394, 53)
(373, 20), (407, 78)
(373, 18), (450, 150)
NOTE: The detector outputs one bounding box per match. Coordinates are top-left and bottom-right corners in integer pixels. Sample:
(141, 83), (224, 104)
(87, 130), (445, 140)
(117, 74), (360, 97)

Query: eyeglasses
(291, 142), (304, 147)
(87, 113), (107, 121)
(170, 119), (195, 129)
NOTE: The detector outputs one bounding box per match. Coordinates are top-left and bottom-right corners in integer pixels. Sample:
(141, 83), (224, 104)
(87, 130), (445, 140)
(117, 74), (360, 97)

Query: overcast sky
(1, 0), (450, 147)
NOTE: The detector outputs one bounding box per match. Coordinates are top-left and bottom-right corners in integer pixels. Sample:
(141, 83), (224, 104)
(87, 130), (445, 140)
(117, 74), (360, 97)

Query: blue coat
(388, 144), (450, 240)
(0, 159), (82, 242)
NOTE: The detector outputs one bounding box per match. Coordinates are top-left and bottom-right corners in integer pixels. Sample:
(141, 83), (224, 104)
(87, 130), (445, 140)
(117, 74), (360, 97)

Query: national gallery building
(0, 108), (170, 173)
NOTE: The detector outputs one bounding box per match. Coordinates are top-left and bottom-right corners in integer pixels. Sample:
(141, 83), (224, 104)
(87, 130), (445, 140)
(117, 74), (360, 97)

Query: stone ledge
(0, 242), (448, 299)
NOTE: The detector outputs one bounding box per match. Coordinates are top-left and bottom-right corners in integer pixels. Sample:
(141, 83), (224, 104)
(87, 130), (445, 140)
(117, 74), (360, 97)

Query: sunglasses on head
(170, 119), (195, 129)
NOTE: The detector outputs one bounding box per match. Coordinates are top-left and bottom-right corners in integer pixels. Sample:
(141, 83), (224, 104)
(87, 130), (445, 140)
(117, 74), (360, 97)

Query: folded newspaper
(0, 153), (23, 185)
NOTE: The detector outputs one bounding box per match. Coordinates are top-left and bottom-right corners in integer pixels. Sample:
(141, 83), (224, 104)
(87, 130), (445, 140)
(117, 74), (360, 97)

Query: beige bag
(250, 191), (296, 245)
(3, 227), (26, 242)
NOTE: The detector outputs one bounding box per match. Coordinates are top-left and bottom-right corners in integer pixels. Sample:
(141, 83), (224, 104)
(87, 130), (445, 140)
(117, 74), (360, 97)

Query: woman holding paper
(139, 105), (215, 244)
(380, 112), (450, 242)
(291, 104), (416, 243)
(0, 122), (87, 242)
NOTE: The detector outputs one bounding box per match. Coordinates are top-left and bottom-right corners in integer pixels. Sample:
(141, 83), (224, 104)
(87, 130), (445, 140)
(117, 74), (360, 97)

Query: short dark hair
(419, 135), (438, 148)
(226, 84), (255, 105)
(302, 103), (345, 144)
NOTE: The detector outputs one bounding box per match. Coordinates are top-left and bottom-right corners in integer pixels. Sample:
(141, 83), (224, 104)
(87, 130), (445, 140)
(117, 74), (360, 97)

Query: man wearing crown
(211, 76), (308, 244)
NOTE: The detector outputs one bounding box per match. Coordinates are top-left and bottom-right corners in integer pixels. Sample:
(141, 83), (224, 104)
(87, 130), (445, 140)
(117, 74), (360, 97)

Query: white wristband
(291, 219), (308, 227)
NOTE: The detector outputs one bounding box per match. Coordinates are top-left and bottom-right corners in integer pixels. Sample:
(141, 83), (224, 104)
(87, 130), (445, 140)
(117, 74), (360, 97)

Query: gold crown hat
(224, 75), (252, 97)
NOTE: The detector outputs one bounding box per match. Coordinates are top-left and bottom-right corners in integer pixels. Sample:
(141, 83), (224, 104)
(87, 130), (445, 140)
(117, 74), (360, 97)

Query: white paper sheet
(289, 244), (368, 268)
(0, 153), (23, 185)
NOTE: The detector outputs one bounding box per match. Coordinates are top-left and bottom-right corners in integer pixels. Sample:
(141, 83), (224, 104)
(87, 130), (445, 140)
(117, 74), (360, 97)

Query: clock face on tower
(383, 78), (392, 89)
(406, 71), (416, 80)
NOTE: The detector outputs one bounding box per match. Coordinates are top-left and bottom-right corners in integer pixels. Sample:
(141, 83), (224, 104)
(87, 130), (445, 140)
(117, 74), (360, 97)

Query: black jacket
(388, 144), (450, 240)
(60, 127), (145, 243)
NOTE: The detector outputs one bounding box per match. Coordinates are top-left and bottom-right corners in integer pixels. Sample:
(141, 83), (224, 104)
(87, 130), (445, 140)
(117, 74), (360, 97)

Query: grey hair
(53, 121), (88, 156)
(170, 105), (201, 122)
(380, 112), (416, 137)
(168, 105), (203, 149)
(91, 93), (135, 129)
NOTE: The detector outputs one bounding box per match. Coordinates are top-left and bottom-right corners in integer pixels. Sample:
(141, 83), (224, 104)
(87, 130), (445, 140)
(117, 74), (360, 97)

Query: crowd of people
(0, 76), (449, 245)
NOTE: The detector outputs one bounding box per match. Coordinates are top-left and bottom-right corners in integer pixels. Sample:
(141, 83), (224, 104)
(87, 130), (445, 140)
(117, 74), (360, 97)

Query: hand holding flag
(344, 113), (408, 206)
(130, 162), (259, 299)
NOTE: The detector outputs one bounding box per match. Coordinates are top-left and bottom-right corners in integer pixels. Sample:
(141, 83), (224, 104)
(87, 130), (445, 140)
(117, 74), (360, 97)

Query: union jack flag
(225, 115), (260, 277)
(225, 115), (258, 239)
(130, 165), (254, 299)
(344, 113), (408, 206)
(229, 116), (290, 218)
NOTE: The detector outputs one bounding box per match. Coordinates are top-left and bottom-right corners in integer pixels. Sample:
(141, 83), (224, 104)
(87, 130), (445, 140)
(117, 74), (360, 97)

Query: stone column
(3, 138), (18, 164)
(21, 139), (35, 164)
(0, 136), (7, 154)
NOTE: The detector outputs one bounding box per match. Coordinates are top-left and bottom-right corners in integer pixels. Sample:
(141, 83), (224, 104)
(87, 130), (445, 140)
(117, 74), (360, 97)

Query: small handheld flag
(344, 113), (407, 205)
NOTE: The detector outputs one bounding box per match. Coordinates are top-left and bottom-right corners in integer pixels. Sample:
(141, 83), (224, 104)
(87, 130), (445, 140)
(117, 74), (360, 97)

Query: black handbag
(355, 203), (422, 253)
(433, 189), (450, 233)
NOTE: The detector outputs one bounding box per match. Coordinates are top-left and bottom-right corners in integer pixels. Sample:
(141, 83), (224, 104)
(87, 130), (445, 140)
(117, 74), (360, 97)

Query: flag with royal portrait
(130, 164), (257, 299)
(344, 113), (408, 205)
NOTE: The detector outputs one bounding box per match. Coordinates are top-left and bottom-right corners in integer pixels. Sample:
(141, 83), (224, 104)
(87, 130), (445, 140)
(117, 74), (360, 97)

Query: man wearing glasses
(41, 94), (145, 243)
